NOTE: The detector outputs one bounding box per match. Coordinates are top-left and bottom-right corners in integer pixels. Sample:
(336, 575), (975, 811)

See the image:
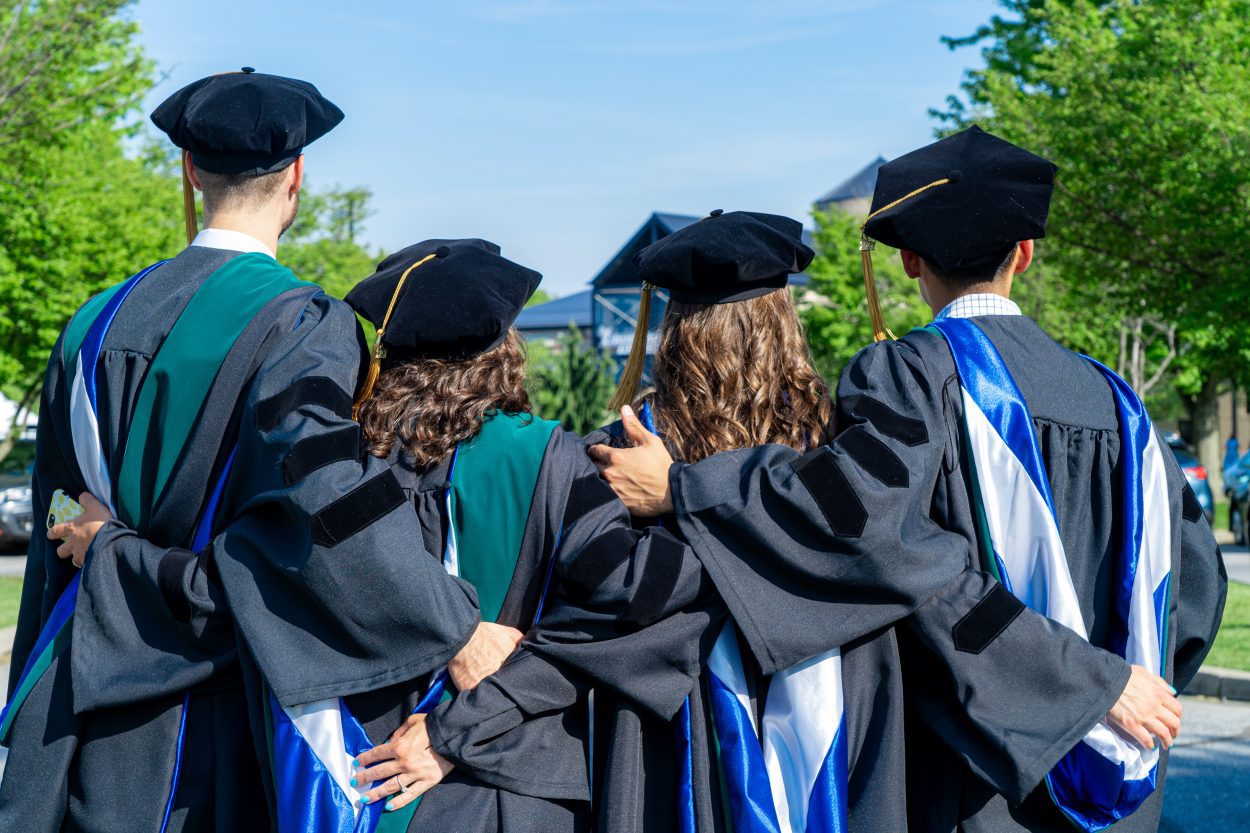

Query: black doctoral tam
(151, 68), (344, 176)
(634, 210), (813, 305)
(346, 238), (543, 363)
(864, 125), (1057, 274)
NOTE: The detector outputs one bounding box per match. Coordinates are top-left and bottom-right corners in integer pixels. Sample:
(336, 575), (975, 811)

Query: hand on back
(588, 405), (676, 517)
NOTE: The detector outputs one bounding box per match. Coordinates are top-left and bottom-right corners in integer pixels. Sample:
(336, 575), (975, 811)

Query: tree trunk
(1193, 375), (1224, 498)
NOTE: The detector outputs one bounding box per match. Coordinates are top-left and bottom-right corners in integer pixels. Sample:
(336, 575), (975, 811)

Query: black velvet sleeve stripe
(255, 376), (353, 433)
(283, 426), (362, 486)
(156, 547), (199, 624)
(563, 473), (619, 530)
(561, 527), (637, 597)
(625, 531), (685, 626)
(839, 394), (929, 447)
(952, 583), (1024, 654)
(311, 471), (406, 548)
(838, 426), (909, 488)
(1181, 484), (1203, 524)
(791, 448), (868, 538)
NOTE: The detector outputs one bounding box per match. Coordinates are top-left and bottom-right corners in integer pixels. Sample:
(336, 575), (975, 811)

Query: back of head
(347, 239), (543, 467)
(653, 293), (831, 464)
(357, 329), (530, 468)
(151, 67), (344, 242)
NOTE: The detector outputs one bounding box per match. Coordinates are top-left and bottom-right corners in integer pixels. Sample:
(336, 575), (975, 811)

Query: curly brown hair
(358, 329), (531, 468)
(651, 288), (832, 463)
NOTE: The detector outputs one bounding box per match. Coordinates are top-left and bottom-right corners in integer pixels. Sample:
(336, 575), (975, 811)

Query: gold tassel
(181, 151), (199, 246)
(860, 233), (895, 342)
(351, 252), (440, 419)
(607, 282), (654, 412)
(858, 176), (954, 343)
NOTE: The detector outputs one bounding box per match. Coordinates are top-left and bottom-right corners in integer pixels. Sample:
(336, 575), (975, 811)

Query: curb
(1184, 665), (1250, 701)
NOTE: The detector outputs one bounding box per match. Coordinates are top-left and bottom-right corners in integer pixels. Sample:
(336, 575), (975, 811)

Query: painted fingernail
(385, 802), (395, 811)
(359, 796), (371, 805)
(352, 758), (360, 767)
(1169, 685), (1177, 694)
(350, 776), (358, 787)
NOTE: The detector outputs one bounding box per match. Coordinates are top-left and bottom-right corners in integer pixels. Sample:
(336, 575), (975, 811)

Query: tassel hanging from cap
(352, 250), (443, 419)
(607, 282), (654, 412)
(181, 150), (199, 246)
(860, 232), (894, 342)
(858, 175), (954, 343)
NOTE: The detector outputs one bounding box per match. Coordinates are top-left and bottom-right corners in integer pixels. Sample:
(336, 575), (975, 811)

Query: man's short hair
(197, 167), (288, 216)
(926, 244), (1018, 286)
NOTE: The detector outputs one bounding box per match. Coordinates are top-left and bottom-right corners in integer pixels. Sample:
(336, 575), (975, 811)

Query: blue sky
(134, 1), (996, 295)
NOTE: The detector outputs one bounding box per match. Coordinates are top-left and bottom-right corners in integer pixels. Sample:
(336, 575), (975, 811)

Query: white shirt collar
(935, 293), (1022, 321)
(190, 227), (276, 259)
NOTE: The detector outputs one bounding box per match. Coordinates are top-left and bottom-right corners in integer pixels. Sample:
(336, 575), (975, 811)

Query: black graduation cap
(634, 210), (814, 305)
(151, 68), (344, 176)
(608, 210), (812, 410)
(346, 238), (542, 417)
(863, 125), (1057, 274)
(347, 236), (541, 365)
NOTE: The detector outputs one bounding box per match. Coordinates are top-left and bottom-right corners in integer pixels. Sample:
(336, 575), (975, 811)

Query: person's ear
(899, 249), (923, 279)
(1014, 240), (1034, 274)
(184, 151), (203, 192)
(289, 155), (305, 197)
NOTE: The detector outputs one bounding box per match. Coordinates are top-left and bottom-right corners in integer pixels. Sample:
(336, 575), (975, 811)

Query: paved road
(1161, 696), (1250, 831)
(1221, 544), (1250, 586)
(0, 552), (26, 577)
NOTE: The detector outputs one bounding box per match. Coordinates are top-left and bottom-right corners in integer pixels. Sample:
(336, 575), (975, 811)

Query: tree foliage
(800, 206), (929, 382)
(528, 326), (616, 434)
(282, 185), (381, 299)
(941, 0), (1250, 485)
(0, 0), (177, 426)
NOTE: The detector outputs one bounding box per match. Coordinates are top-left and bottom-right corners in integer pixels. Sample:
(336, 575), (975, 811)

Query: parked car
(1224, 450), (1250, 544)
(1163, 435), (1215, 527)
(0, 439), (34, 550)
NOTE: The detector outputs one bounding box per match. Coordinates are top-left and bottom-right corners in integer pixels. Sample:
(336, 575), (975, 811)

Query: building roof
(815, 156), (887, 207)
(514, 288), (593, 330)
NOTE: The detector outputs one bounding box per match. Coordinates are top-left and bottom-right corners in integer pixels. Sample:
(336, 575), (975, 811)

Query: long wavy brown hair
(358, 329), (531, 468)
(651, 288), (832, 463)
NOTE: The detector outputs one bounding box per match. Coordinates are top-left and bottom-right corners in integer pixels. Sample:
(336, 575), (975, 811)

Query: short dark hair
(926, 244), (1018, 287)
(197, 167), (288, 217)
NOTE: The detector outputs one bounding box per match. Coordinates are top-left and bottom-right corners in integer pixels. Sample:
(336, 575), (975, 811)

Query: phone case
(48, 489), (85, 529)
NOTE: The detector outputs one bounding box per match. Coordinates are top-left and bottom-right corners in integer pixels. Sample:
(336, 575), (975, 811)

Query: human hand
(352, 713), (453, 811)
(447, 621), (524, 692)
(1106, 665), (1182, 750)
(587, 405), (675, 517)
(47, 492), (111, 568)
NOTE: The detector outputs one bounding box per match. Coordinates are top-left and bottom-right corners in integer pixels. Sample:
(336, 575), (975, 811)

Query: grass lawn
(0, 576), (22, 630)
(1213, 500), (1230, 534)
(1206, 581), (1250, 672)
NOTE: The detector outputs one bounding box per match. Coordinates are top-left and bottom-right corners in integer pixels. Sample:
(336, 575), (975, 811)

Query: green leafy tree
(526, 289), (555, 308)
(800, 206), (930, 382)
(283, 185), (381, 298)
(528, 325), (616, 434)
(0, 1), (178, 455)
(957, 0), (1250, 491)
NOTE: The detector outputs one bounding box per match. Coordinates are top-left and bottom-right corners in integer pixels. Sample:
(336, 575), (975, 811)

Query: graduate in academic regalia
(331, 239), (721, 831)
(0, 71), (512, 832)
(586, 210), (907, 833)
(591, 126), (1226, 833)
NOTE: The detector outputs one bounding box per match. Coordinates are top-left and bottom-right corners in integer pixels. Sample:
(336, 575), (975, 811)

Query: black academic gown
(345, 423), (722, 833)
(1, 245), (480, 833)
(668, 315), (1227, 833)
(586, 418), (908, 833)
